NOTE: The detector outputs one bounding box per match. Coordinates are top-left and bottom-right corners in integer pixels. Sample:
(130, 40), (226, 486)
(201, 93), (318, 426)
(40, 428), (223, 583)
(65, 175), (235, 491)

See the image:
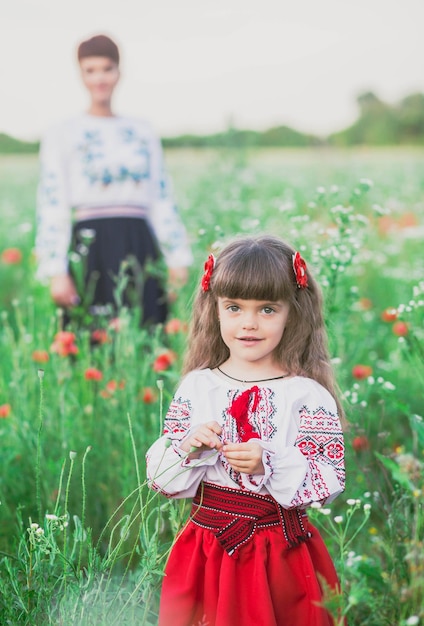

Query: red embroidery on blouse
(228, 386), (261, 442)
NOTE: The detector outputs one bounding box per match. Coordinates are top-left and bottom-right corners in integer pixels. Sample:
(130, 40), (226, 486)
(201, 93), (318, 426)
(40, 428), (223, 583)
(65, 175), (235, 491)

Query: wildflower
(363, 503), (371, 511)
(351, 364), (373, 380)
(1, 247), (23, 264)
(392, 321), (409, 336)
(153, 350), (177, 372)
(0, 403), (11, 418)
(395, 452), (422, 482)
(381, 307), (398, 322)
(334, 516), (343, 524)
(69, 451), (77, 460)
(78, 228), (96, 244)
(141, 387), (157, 403)
(84, 367), (103, 382)
(358, 298), (373, 311)
(398, 212), (418, 229)
(108, 317), (122, 332)
(369, 527), (378, 535)
(310, 502), (322, 509)
(32, 349), (50, 363)
(102, 379), (125, 397)
(346, 499), (357, 506)
(106, 380), (117, 393)
(352, 435), (370, 453)
(165, 317), (187, 334)
(359, 178), (373, 190)
(405, 617), (420, 626)
(50, 331), (78, 357)
(91, 329), (110, 345)
(156, 379), (164, 391)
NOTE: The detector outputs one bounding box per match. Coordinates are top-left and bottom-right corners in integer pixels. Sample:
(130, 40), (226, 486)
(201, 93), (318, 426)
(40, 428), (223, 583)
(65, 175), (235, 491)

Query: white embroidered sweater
(146, 369), (345, 510)
(36, 113), (192, 279)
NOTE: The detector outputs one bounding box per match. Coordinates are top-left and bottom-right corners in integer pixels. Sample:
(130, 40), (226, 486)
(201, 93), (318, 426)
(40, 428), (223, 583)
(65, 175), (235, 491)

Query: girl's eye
(263, 307), (275, 314)
(227, 305), (240, 312)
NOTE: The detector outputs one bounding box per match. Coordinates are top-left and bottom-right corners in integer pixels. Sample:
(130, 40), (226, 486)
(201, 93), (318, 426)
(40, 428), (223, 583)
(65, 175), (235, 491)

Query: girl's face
(217, 298), (290, 369)
(79, 56), (120, 106)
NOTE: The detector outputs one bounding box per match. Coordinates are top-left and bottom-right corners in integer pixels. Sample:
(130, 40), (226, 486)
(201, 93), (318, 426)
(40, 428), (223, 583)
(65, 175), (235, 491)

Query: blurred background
(1, 0), (424, 149)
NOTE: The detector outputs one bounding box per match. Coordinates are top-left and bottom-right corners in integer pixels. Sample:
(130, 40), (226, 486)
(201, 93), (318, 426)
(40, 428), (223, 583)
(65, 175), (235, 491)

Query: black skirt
(70, 216), (168, 325)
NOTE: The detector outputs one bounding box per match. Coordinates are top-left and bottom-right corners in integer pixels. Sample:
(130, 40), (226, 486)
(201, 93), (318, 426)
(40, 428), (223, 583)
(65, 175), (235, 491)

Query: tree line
(2, 91), (424, 153)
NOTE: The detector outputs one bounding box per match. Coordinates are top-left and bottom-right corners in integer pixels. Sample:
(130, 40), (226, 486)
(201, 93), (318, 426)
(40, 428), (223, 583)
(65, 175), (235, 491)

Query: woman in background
(36, 34), (192, 326)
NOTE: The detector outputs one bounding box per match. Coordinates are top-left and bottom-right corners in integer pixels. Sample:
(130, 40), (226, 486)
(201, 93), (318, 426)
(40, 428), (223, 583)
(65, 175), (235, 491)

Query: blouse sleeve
(249, 387), (345, 509)
(145, 377), (219, 498)
(35, 125), (72, 280)
(147, 132), (193, 269)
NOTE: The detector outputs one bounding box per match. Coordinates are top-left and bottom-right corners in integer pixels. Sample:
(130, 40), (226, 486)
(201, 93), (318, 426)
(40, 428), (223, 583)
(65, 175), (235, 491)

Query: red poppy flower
(352, 435), (370, 452)
(141, 387), (157, 403)
(106, 380), (118, 393)
(352, 364), (373, 380)
(392, 321), (409, 337)
(1, 248), (22, 264)
(153, 350), (177, 372)
(91, 329), (110, 345)
(104, 379), (124, 393)
(381, 307), (398, 322)
(0, 403), (11, 418)
(359, 298), (373, 311)
(32, 350), (50, 363)
(292, 252), (308, 289)
(50, 331), (78, 357)
(201, 254), (215, 292)
(165, 318), (187, 334)
(84, 367), (103, 381)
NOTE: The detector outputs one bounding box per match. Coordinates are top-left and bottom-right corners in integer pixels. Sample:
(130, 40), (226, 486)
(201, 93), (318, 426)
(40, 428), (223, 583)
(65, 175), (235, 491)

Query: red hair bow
(201, 254), (215, 292)
(292, 252), (308, 289)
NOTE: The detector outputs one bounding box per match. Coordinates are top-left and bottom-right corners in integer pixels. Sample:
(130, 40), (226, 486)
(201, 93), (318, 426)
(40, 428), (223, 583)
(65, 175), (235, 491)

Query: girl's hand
(222, 441), (264, 475)
(180, 421), (223, 457)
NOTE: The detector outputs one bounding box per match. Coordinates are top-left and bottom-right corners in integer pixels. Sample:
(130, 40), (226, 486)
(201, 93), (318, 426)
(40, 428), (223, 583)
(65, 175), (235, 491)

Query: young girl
(146, 235), (345, 626)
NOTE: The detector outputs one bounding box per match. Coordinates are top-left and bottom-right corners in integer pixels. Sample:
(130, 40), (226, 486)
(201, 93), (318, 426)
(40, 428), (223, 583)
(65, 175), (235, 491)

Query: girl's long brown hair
(183, 235), (345, 422)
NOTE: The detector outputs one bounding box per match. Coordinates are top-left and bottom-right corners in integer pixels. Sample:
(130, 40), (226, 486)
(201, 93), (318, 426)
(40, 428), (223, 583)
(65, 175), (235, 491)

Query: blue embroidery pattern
(76, 127), (151, 186)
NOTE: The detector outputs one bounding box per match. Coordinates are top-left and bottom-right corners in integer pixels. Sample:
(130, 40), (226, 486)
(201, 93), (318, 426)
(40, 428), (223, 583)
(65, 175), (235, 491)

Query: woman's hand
(180, 421), (223, 458)
(222, 441), (264, 475)
(50, 275), (80, 308)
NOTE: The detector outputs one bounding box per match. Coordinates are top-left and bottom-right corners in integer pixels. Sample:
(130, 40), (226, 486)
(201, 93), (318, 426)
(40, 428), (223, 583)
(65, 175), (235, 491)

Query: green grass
(0, 148), (423, 625)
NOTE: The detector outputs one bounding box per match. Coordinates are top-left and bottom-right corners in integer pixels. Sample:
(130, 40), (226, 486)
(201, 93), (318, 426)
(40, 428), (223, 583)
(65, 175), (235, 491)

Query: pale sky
(1, 0), (423, 141)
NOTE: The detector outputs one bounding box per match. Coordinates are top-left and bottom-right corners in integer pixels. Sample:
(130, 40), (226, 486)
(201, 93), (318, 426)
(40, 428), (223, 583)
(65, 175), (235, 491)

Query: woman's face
(79, 56), (120, 105)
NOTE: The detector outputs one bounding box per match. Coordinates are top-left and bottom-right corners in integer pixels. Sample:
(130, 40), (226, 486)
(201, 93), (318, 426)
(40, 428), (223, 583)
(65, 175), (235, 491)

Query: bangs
(213, 245), (294, 302)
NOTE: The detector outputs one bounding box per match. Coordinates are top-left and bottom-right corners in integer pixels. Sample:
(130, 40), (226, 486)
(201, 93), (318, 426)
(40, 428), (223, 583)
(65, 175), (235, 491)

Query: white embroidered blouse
(36, 113), (192, 280)
(146, 369), (345, 509)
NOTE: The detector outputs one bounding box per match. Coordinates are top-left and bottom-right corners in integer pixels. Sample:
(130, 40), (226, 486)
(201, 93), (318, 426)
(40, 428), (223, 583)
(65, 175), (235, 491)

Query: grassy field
(0, 148), (423, 625)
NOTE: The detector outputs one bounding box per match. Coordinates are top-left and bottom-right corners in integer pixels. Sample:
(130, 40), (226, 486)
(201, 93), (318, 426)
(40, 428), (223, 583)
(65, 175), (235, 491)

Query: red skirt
(158, 516), (340, 626)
